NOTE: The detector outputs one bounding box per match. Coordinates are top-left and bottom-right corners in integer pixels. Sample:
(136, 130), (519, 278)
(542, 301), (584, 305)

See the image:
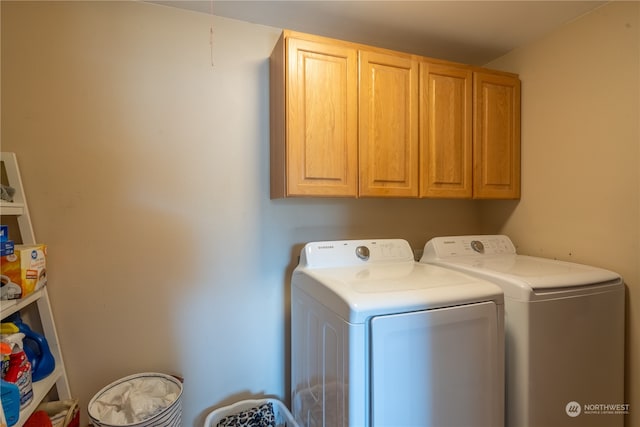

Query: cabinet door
(359, 50), (419, 197)
(419, 63), (472, 198)
(473, 72), (521, 199)
(286, 37), (358, 196)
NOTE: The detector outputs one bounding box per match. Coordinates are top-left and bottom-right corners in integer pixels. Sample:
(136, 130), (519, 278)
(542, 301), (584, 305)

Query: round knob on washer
(355, 245), (370, 261)
(471, 240), (485, 253)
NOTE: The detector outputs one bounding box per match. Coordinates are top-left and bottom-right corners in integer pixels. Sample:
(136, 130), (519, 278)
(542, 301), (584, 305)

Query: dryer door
(370, 301), (502, 427)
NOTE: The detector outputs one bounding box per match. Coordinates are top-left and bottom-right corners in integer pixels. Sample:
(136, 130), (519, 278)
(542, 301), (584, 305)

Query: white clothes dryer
(421, 235), (625, 427)
(291, 239), (505, 427)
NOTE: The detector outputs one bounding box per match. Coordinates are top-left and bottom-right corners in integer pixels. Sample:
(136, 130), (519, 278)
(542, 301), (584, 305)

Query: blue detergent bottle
(1, 341), (20, 427)
(3, 313), (55, 382)
(1, 379), (20, 426)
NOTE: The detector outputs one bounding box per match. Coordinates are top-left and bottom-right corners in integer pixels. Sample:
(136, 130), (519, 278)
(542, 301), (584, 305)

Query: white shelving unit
(1, 152), (71, 426)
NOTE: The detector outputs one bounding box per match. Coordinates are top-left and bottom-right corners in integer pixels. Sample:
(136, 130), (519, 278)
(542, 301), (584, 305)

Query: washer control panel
(423, 235), (517, 259)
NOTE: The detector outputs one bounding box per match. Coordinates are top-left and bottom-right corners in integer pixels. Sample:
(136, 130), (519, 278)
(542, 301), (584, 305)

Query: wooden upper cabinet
(419, 62), (473, 198)
(271, 30), (521, 199)
(270, 33), (358, 197)
(359, 50), (419, 197)
(473, 71), (521, 199)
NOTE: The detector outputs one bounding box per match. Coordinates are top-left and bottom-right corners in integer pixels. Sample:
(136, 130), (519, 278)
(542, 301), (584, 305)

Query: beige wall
(483, 2), (640, 426)
(3, 1), (637, 425)
(1, 2), (481, 425)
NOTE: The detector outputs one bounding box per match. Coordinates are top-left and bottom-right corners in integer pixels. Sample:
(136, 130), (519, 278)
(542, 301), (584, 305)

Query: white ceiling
(151, 1), (607, 65)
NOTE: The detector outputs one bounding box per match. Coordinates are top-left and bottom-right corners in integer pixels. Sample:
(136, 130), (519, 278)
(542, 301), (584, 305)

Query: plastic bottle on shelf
(2, 332), (34, 410)
(1, 379), (20, 427)
(3, 313), (56, 381)
(1, 340), (10, 377)
(1, 340), (20, 426)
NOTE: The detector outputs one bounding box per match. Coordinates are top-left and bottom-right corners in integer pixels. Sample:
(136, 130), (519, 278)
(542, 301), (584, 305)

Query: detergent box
(0, 225), (8, 241)
(0, 244), (47, 300)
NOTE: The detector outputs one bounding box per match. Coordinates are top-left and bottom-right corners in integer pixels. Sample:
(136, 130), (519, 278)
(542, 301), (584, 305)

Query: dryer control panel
(422, 235), (517, 260)
(300, 239), (415, 268)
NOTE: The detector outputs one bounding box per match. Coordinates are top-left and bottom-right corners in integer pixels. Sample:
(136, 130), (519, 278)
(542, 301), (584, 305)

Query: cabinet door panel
(359, 51), (419, 197)
(473, 72), (521, 199)
(287, 38), (358, 196)
(420, 63), (472, 198)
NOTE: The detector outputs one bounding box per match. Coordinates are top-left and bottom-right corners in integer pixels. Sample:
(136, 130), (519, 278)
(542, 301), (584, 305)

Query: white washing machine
(420, 235), (625, 427)
(291, 239), (505, 427)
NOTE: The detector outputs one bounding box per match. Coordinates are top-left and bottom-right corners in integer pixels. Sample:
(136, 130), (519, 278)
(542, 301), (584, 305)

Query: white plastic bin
(204, 398), (299, 427)
(88, 372), (183, 427)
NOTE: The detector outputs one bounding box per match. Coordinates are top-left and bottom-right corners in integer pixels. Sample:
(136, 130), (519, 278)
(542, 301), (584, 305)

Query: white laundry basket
(204, 398), (299, 427)
(88, 372), (183, 427)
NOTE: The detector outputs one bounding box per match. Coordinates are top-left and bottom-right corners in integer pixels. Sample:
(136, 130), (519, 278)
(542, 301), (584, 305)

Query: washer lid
(421, 235), (622, 297)
(293, 239), (503, 323)
(435, 254), (621, 289)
